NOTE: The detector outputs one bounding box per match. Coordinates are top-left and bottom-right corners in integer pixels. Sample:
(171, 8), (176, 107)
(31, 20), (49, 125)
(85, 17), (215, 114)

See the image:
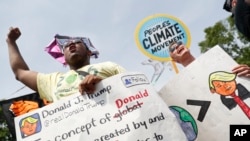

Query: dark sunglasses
(169, 41), (183, 53)
(62, 38), (83, 50)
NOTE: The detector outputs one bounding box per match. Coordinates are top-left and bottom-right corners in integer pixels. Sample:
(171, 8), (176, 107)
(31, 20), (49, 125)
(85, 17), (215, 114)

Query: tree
(199, 17), (250, 66)
(0, 105), (13, 141)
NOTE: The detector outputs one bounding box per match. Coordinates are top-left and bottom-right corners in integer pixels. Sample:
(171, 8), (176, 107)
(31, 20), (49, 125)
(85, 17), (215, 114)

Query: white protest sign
(15, 72), (187, 141)
(159, 45), (250, 141)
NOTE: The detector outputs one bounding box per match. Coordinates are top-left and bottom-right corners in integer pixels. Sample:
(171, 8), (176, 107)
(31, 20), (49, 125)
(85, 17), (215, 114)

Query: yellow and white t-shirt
(37, 61), (126, 102)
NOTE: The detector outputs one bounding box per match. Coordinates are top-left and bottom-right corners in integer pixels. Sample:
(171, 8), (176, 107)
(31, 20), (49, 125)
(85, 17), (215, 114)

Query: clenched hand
(79, 74), (102, 94)
(6, 27), (21, 43)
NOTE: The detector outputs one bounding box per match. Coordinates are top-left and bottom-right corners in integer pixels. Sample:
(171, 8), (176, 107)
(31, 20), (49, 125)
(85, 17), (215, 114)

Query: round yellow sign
(134, 14), (191, 61)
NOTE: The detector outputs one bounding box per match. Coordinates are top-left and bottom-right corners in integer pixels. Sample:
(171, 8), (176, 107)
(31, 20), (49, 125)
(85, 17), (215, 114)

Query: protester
(168, 41), (195, 67)
(6, 27), (126, 103)
(223, 0), (250, 39)
(169, 41), (250, 78)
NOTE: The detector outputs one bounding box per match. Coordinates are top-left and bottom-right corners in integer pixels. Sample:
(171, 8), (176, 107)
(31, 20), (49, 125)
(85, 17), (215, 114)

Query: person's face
(63, 39), (91, 65)
(21, 121), (37, 136)
(211, 80), (237, 96)
(169, 42), (192, 64)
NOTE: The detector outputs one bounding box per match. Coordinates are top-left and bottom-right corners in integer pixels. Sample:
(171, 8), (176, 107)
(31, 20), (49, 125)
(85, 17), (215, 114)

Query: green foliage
(199, 17), (250, 66)
(0, 106), (13, 141)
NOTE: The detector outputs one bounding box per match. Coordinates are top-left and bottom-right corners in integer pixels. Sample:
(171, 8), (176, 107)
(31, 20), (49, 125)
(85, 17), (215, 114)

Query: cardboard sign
(134, 14), (191, 62)
(159, 45), (250, 141)
(15, 72), (187, 141)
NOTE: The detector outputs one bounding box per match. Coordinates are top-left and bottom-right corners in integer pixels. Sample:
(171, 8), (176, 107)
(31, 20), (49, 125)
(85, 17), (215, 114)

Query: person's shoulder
(92, 61), (126, 72)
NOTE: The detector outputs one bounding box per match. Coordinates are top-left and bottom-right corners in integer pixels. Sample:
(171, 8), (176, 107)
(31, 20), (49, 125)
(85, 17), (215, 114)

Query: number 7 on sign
(187, 100), (211, 122)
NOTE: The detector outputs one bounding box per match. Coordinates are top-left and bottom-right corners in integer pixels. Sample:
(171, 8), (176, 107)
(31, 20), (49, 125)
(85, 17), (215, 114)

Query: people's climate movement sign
(14, 72), (187, 141)
(134, 13), (191, 62)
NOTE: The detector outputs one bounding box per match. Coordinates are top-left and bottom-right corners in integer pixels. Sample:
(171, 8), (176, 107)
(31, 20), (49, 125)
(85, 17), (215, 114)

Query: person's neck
(182, 55), (195, 67)
(70, 66), (82, 70)
(69, 62), (89, 70)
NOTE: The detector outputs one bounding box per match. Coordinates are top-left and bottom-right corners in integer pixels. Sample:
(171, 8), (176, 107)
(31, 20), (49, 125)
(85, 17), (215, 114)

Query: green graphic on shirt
(88, 66), (99, 75)
(66, 74), (77, 84)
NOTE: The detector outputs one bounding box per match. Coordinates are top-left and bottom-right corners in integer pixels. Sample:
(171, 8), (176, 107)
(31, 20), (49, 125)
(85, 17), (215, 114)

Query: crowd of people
(2, 1), (250, 140)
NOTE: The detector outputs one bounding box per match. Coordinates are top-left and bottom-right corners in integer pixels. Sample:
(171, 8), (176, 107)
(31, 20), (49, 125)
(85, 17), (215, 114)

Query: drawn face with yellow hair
(20, 116), (38, 136)
(209, 71), (237, 96)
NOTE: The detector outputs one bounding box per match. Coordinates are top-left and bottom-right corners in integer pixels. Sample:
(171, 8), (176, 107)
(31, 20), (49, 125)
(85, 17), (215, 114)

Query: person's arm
(6, 27), (38, 91)
(78, 74), (102, 94)
(78, 62), (126, 94)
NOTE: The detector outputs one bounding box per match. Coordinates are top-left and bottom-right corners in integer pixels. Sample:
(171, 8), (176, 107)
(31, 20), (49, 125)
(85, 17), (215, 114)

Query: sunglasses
(169, 41), (183, 53)
(62, 38), (83, 50)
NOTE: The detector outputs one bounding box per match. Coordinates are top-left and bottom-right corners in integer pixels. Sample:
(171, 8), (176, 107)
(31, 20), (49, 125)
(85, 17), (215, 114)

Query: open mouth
(69, 46), (77, 53)
(177, 48), (185, 54)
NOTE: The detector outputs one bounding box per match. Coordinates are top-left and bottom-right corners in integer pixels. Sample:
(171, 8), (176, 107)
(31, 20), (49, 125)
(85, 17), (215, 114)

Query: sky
(0, 0), (231, 100)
